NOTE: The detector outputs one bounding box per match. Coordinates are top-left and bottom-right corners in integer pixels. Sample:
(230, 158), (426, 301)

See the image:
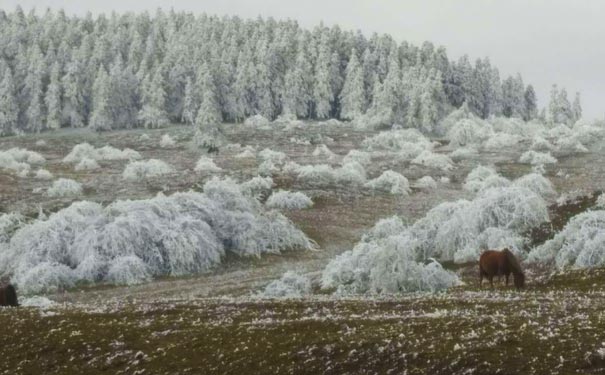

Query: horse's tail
(503, 249), (523, 276)
(5, 284), (18, 307)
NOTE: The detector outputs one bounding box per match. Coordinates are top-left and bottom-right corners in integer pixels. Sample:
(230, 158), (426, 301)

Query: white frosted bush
(75, 157), (100, 171)
(513, 173), (556, 199)
(258, 148), (287, 165)
(258, 160), (279, 177)
(482, 133), (520, 150)
(312, 144), (338, 163)
(530, 136), (554, 151)
(411, 150), (454, 171)
(0, 213), (24, 243)
(2, 179), (314, 293)
(63, 143), (97, 163)
(596, 194), (605, 209)
(415, 176), (438, 190)
(47, 178), (83, 198)
(334, 162), (367, 186)
(361, 216), (406, 242)
(453, 228), (526, 263)
(295, 162), (366, 188)
(342, 150), (371, 166)
(244, 114), (270, 128)
(321, 230), (459, 295)
(446, 119), (492, 147)
(0, 148), (44, 175)
(138, 134), (151, 141)
(240, 176), (273, 199)
(437, 102), (479, 135)
(365, 170), (410, 195)
(194, 156), (221, 172)
(235, 149), (256, 159)
(362, 129), (432, 158)
(529, 210), (605, 269)
(35, 139), (47, 147)
(35, 169), (53, 180)
(571, 120), (605, 145)
(450, 147), (478, 161)
(159, 134), (176, 148)
(123, 159), (174, 181)
(266, 190), (313, 210)
(519, 151), (557, 165)
(261, 271), (312, 298)
(290, 137), (311, 146)
(64, 143), (141, 163)
(464, 166), (509, 193)
(554, 136), (588, 154)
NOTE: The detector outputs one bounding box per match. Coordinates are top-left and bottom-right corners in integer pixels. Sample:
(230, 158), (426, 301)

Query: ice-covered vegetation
(261, 271), (312, 298)
(63, 143), (141, 163)
(46, 178), (83, 198)
(0, 147), (45, 175)
(411, 151), (454, 171)
(74, 157), (100, 171)
(529, 210), (605, 269)
(414, 176), (438, 190)
(159, 134), (176, 148)
(292, 162), (367, 188)
(519, 150), (557, 165)
(365, 170), (411, 195)
(266, 190), (313, 210)
(312, 144), (339, 163)
(194, 156), (221, 173)
(123, 159), (174, 181)
(0, 178), (314, 293)
(34, 169), (53, 180)
(239, 176), (274, 199)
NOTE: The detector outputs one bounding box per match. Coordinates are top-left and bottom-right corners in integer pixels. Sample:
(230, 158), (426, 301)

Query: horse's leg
(479, 269), (483, 288)
(505, 273), (509, 286)
(489, 276), (494, 289)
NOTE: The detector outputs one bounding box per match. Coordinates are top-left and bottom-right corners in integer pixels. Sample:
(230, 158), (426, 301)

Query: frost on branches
(266, 190), (313, 210)
(261, 271), (312, 298)
(0, 178), (314, 293)
(123, 159), (174, 181)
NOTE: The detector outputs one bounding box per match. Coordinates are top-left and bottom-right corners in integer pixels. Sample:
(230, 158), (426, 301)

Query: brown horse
(0, 284), (19, 307)
(479, 248), (525, 289)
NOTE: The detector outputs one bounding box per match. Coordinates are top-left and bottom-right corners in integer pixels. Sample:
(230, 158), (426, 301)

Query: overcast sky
(5, 0), (605, 119)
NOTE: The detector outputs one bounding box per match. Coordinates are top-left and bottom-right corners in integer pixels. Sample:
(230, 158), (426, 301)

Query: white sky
(5, 0), (605, 119)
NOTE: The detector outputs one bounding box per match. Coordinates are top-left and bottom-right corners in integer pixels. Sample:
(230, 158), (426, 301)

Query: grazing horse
(0, 284), (18, 307)
(479, 249), (525, 289)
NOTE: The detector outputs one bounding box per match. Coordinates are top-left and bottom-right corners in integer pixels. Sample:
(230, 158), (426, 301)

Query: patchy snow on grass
(194, 156), (221, 173)
(261, 271), (312, 298)
(75, 157), (100, 171)
(266, 190), (313, 210)
(159, 134), (176, 148)
(123, 159), (174, 181)
(529, 210), (605, 269)
(2, 178), (315, 294)
(365, 170), (410, 195)
(47, 178), (83, 198)
(20, 295), (55, 308)
(519, 150), (557, 165)
(411, 150), (454, 171)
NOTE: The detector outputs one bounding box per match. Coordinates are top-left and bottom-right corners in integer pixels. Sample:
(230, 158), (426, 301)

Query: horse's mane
(502, 248), (523, 275)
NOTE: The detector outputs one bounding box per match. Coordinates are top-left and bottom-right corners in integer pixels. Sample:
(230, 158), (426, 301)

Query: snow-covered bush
(194, 156), (221, 172)
(446, 119), (492, 147)
(266, 190), (313, 210)
(235, 149), (256, 159)
(414, 176), (438, 190)
(35, 139), (47, 147)
(295, 162), (367, 188)
(453, 228), (527, 263)
(450, 147), (478, 161)
(0, 148), (45, 174)
(321, 229), (459, 295)
(596, 194), (605, 209)
(519, 150), (557, 165)
(240, 176), (273, 199)
(335, 162), (367, 186)
(530, 136), (554, 151)
(482, 133), (520, 150)
(261, 271), (312, 298)
(75, 157), (100, 171)
(244, 114), (270, 128)
(554, 136), (588, 154)
(342, 150), (371, 166)
(312, 144), (338, 163)
(2, 178), (314, 293)
(365, 170), (410, 195)
(62, 143), (97, 163)
(34, 169), (53, 180)
(362, 129), (433, 160)
(513, 173), (556, 199)
(258, 148), (287, 165)
(463, 166), (509, 193)
(571, 120), (605, 145)
(139, 134), (151, 141)
(64, 143), (141, 163)
(0, 213), (24, 243)
(411, 151), (454, 171)
(47, 178), (83, 198)
(123, 159), (174, 181)
(160, 134), (176, 148)
(528, 210), (605, 269)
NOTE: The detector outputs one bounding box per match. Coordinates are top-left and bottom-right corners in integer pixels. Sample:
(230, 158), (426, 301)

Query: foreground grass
(3, 268), (605, 374)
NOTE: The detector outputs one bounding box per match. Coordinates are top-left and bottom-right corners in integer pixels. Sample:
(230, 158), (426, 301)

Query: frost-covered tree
(501, 74), (525, 118)
(339, 49), (365, 120)
(138, 68), (169, 128)
(89, 67), (113, 131)
(572, 92), (582, 122)
(0, 68), (18, 135)
(194, 65), (223, 148)
(282, 44), (313, 118)
(181, 76), (198, 125)
(61, 59), (86, 128)
(523, 84), (538, 121)
(45, 62), (62, 130)
(313, 34), (334, 119)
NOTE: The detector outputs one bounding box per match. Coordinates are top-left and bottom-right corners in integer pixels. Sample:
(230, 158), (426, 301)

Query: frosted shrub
(596, 194), (605, 209)
(261, 271), (312, 298)
(362, 129), (432, 159)
(240, 176), (273, 199)
(321, 230), (459, 294)
(482, 133), (520, 150)
(258, 160), (279, 177)
(194, 156), (221, 173)
(519, 150), (557, 165)
(64, 143), (141, 163)
(160, 134), (176, 148)
(361, 216), (406, 242)
(415, 176), (438, 190)
(295, 162), (366, 188)
(35, 169), (53, 180)
(0, 213), (24, 243)
(529, 210), (605, 269)
(513, 173), (556, 199)
(244, 114), (270, 128)
(312, 144), (338, 163)
(47, 178), (83, 198)
(530, 136), (554, 151)
(342, 150), (371, 166)
(75, 157), (100, 171)
(365, 170), (410, 195)
(411, 150), (454, 171)
(437, 102), (478, 135)
(266, 190), (313, 210)
(571, 120), (605, 145)
(446, 119), (492, 147)
(123, 159), (174, 181)
(0, 148), (44, 174)
(235, 149), (256, 159)
(554, 136), (588, 154)
(463, 166), (508, 193)
(335, 162), (367, 186)
(453, 228), (526, 263)
(3, 179), (314, 293)
(450, 147), (478, 161)
(258, 148), (287, 165)
(138, 134), (151, 141)
(63, 143), (97, 163)
(35, 139), (47, 147)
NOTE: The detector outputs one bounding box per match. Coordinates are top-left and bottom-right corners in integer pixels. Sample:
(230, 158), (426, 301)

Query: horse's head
(514, 272), (525, 289)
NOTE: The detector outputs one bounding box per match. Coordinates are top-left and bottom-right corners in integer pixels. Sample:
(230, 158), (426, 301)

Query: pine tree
(138, 68), (169, 128)
(282, 44), (313, 118)
(339, 49), (365, 120)
(523, 85), (538, 121)
(181, 76), (198, 125)
(313, 35), (334, 119)
(45, 62), (62, 130)
(194, 65), (223, 148)
(0, 67), (18, 135)
(572, 92), (582, 123)
(548, 84), (559, 124)
(557, 88), (573, 125)
(89, 67), (113, 131)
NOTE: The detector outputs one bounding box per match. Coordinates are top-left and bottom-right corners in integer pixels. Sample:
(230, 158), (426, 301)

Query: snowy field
(3, 117), (605, 373)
